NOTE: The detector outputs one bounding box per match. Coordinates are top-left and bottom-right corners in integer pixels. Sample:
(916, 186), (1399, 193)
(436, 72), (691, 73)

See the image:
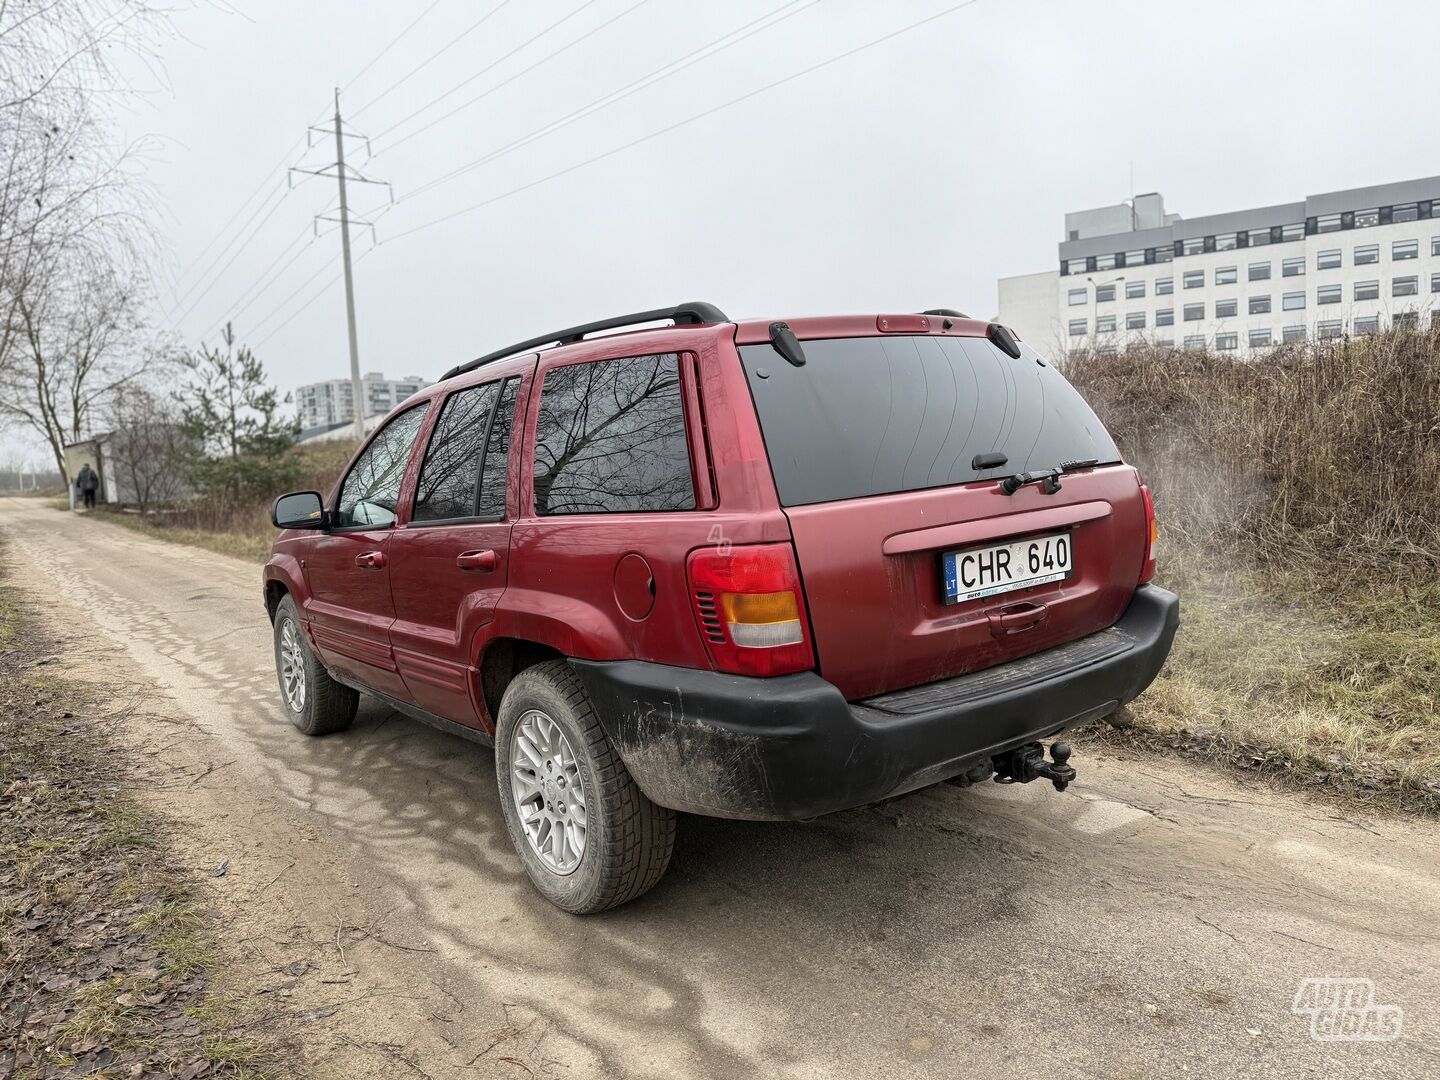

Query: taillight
(687, 543), (815, 677)
(1139, 483), (1158, 584)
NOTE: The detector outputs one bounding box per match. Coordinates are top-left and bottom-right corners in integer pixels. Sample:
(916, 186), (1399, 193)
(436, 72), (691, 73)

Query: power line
(251, 247), (375, 349)
(168, 178), (292, 325)
(198, 211), (329, 343)
(392, 0), (816, 200)
(342, 0), (449, 92)
(372, 0), (608, 145)
(351, 0), (516, 119)
(388, 0), (983, 243)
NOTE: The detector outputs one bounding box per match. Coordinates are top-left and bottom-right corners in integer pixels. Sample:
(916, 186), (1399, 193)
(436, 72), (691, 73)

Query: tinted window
(533, 353), (694, 515)
(477, 378), (519, 519)
(336, 405), (427, 527)
(739, 336), (1120, 507)
(412, 382), (503, 522)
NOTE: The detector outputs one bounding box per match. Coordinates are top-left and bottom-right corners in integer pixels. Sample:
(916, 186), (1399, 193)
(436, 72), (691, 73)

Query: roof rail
(440, 300), (729, 381)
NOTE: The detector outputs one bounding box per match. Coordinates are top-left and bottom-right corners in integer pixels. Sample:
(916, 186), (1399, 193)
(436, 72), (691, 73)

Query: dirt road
(3, 498), (1437, 1079)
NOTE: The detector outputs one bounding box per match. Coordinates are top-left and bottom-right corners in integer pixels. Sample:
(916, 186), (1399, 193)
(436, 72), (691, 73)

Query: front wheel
(272, 595), (358, 736)
(495, 660), (675, 914)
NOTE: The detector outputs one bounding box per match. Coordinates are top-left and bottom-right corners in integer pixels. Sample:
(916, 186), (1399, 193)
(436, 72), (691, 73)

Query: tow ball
(992, 741), (1076, 792)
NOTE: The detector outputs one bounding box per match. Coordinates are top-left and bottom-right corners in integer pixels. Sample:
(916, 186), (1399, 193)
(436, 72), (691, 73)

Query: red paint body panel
(265, 311), (1151, 731)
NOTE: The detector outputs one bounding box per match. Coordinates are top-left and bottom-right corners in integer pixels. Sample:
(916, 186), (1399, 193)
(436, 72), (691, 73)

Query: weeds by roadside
(0, 568), (281, 1078)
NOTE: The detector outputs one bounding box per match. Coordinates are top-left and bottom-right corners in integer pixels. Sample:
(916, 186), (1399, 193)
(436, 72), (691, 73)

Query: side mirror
(272, 491), (327, 530)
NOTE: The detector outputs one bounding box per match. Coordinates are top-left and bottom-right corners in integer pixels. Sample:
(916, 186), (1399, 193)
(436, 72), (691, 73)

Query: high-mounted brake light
(1139, 483), (1158, 584)
(688, 543), (815, 677)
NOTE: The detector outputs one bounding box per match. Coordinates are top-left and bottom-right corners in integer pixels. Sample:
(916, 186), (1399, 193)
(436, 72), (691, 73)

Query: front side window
(1096, 314), (1117, 333)
(1183, 270), (1204, 289)
(1095, 284), (1116, 303)
(1215, 332), (1238, 351)
(1183, 335), (1207, 349)
(1354, 244), (1379, 265)
(1317, 320), (1342, 340)
(1283, 292), (1306, 311)
(1156, 308), (1175, 327)
(1393, 275), (1419, 296)
(1068, 319), (1087, 336)
(411, 377), (517, 523)
(1249, 328), (1272, 347)
(533, 353), (695, 515)
(1215, 233), (1238, 252)
(1354, 316), (1380, 335)
(1395, 312), (1419, 330)
(1431, 236), (1440, 256)
(1282, 257), (1305, 277)
(1156, 277), (1174, 295)
(1126, 311), (1146, 330)
(1317, 249), (1342, 270)
(1431, 272), (1440, 294)
(1126, 280), (1146, 299)
(1215, 266), (1238, 285)
(1183, 303), (1204, 321)
(1067, 288), (1087, 306)
(1393, 239), (1419, 260)
(1215, 299), (1238, 319)
(336, 405), (428, 527)
(1249, 295), (1272, 314)
(1354, 208), (1380, 229)
(1317, 284), (1342, 305)
(1283, 325), (1306, 342)
(1355, 280), (1380, 301)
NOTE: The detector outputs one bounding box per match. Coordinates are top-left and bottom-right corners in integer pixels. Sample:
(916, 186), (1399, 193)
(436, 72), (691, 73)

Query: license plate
(942, 531), (1073, 605)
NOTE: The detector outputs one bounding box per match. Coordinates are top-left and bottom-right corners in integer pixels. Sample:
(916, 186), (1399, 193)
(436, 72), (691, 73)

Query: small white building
(999, 177), (1440, 359)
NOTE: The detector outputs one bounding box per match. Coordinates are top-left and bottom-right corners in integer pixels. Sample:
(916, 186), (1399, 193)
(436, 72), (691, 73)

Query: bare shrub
(1065, 329), (1440, 579)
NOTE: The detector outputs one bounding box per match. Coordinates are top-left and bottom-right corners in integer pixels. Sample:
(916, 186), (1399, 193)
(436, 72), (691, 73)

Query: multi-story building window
(1095, 343), (1118, 356)
(1283, 325), (1306, 343)
(1123, 249), (1146, 268)
(1280, 223), (1305, 242)
(1181, 237), (1204, 256)
(1216, 299), (1238, 318)
(1394, 275), (1419, 296)
(1249, 328), (1273, 347)
(1183, 303), (1204, 321)
(1316, 212), (1342, 233)
(1249, 295), (1272, 314)
(1282, 257), (1305, 277)
(1215, 332), (1238, 351)
(1247, 228), (1272, 247)
(1393, 239), (1419, 260)
(1215, 232), (1238, 251)
(1431, 236), (1440, 256)
(1065, 258), (1087, 275)
(1067, 288), (1086, 305)
(1068, 319), (1087, 336)
(1183, 270), (1204, 289)
(1355, 280), (1380, 301)
(1096, 314), (1117, 332)
(1215, 266), (1238, 285)
(1249, 261), (1271, 281)
(1317, 320), (1343, 339)
(1317, 249), (1342, 270)
(1395, 311), (1419, 330)
(1354, 208), (1380, 228)
(1126, 311), (1146, 329)
(1431, 272), (1440, 293)
(1156, 308), (1175, 326)
(1354, 244), (1379, 265)
(1156, 277), (1174, 295)
(1126, 280), (1146, 299)
(1393, 203), (1420, 223)
(1096, 284), (1116, 302)
(1317, 284), (1342, 305)
(1183, 335), (1207, 349)
(1282, 291), (1306, 310)
(1354, 316), (1379, 335)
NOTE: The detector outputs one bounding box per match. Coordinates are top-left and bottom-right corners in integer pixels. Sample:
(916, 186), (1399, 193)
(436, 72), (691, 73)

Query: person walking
(75, 463), (99, 510)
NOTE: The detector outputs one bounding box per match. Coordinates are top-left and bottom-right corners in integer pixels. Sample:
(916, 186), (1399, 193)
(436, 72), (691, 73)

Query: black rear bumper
(572, 585), (1179, 821)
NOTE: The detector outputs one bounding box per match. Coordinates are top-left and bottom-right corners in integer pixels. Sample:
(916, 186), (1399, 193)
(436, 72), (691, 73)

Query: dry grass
(1069, 329), (1440, 811)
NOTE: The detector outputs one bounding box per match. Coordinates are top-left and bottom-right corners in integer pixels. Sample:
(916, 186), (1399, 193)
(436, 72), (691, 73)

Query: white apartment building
(296, 371), (430, 431)
(998, 177), (1440, 359)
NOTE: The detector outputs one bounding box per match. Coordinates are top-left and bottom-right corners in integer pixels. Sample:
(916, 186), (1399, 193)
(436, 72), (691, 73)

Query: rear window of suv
(739, 335), (1120, 506)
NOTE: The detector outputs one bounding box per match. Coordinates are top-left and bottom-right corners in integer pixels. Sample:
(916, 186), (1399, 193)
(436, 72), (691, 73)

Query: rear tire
(273, 595), (358, 736)
(495, 660), (676, 914)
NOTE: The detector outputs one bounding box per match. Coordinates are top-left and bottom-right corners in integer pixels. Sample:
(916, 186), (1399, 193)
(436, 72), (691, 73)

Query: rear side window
(532, 353), (694, 515)
(412, 377), (518, 523)
(335, 405), (428, 527)
(739, 336), (1120, 506)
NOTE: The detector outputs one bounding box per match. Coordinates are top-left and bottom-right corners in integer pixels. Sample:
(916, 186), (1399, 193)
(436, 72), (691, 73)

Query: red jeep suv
(264, 302), (1178, 913)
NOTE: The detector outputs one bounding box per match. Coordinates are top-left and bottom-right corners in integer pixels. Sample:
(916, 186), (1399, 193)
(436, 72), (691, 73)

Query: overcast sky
(8, 0), (1440, 463)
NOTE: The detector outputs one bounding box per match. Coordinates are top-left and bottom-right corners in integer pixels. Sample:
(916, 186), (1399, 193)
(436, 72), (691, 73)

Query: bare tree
(105, 381), (188, 514)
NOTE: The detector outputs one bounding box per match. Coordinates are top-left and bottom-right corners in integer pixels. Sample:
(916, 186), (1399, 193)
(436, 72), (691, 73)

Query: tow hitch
(992, 741), (1076, 792)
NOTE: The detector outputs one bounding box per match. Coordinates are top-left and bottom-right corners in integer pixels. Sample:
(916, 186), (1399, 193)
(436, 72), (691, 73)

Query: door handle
(456, 549), (498, 573)
(355, 550), (386, 570)
(987, 601), (1047, 638)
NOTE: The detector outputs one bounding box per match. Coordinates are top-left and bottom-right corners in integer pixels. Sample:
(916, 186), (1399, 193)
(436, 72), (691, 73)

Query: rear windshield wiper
(1000, 459), (1102, 496)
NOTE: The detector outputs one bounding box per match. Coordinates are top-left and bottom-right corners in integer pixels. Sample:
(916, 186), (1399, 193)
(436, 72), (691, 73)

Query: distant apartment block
(998, 176), (1440, 357)
(297, 372), (429, 431)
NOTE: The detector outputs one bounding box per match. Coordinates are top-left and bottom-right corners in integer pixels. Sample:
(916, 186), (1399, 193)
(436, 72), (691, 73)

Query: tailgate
(737, 331), (1144, 701)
